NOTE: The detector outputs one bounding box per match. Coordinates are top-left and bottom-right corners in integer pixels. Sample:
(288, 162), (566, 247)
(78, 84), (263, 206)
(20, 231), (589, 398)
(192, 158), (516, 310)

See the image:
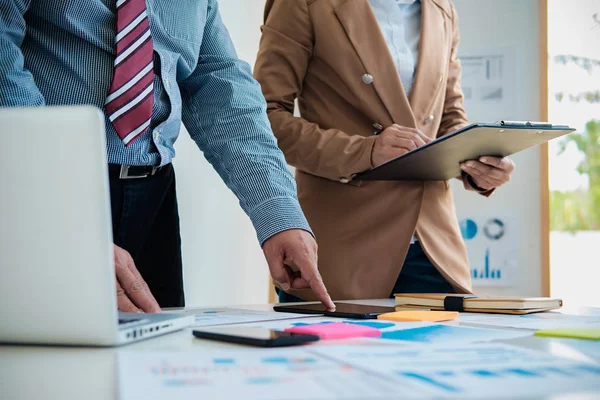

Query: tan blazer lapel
(334, 0), (416, 127)
(409, 0), (450, 122)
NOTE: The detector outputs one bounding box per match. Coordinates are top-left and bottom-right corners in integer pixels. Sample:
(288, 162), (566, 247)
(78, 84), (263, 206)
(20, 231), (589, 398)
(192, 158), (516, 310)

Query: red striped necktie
(105, 0), (154, 147)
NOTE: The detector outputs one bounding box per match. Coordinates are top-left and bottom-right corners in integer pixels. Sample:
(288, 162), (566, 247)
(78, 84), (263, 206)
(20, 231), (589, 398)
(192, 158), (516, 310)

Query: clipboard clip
(498, 120), (553, 128)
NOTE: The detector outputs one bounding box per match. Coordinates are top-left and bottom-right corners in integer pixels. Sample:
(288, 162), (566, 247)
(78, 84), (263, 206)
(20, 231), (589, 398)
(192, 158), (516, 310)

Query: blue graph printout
(312, 343), (600, 398)
(244, 317), (530, 345)
(459, 214), (518, 287)
(456, 312), (600, 330)
(118, 348), (416, 400)
(188, 308), (314, 327)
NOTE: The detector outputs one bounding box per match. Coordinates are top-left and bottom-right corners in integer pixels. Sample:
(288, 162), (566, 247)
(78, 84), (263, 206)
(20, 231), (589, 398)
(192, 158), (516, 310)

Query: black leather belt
(108, 164), (169, 180)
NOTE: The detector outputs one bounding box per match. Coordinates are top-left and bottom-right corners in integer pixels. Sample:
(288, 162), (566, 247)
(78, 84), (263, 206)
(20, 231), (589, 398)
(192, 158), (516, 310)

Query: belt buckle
(119, 165), (158, 180)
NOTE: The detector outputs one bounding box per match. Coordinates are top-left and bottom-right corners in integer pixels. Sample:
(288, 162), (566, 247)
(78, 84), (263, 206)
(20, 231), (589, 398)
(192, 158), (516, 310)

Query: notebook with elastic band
(394, 293), (563, 315)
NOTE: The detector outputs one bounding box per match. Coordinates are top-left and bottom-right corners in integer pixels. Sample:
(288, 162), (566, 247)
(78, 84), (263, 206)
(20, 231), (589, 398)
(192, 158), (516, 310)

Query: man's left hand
(460, 156), (516, 191)
(263, 229), (335, 310)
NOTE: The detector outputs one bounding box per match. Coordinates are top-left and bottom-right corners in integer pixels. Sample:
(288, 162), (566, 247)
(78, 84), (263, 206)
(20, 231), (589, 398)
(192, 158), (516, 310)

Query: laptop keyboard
(118, 318), (142, 325)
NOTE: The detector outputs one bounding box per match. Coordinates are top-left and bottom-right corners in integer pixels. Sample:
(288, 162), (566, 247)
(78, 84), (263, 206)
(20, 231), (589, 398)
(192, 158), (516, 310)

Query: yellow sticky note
(534, 328), (600, 340)
(377, 310), (459, 322)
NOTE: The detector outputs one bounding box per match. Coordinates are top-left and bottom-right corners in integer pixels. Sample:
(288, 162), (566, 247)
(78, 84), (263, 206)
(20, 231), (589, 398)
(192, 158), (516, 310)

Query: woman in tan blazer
(254, 0), (515, 302)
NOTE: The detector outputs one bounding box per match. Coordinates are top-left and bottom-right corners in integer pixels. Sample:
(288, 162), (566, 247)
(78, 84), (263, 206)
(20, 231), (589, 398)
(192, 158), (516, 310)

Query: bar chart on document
(312, 344), (600, 398)
(181, 308), (312, 327)
(118, 349), (404, 400)
(242, 318), (529, 345)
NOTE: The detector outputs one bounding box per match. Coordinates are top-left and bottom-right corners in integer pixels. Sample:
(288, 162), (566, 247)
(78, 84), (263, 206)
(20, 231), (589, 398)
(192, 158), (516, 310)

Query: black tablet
(273, 302), (395, 319)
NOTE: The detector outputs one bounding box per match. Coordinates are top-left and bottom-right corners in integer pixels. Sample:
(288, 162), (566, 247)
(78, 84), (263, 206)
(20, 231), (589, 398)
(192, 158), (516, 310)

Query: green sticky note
(535, 328), (600, 340)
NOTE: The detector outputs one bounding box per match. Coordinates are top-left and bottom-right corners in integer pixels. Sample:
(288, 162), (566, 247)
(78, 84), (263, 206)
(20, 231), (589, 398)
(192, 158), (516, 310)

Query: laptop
(0, 106), (194, 346)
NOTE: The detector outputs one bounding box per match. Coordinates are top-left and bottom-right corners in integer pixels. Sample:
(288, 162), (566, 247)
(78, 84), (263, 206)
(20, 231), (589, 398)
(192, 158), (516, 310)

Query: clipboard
(355, 121), (575, 181)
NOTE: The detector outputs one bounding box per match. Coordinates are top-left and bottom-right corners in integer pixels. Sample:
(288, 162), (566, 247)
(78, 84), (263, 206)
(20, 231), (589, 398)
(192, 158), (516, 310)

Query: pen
(372, 122), (384, 135)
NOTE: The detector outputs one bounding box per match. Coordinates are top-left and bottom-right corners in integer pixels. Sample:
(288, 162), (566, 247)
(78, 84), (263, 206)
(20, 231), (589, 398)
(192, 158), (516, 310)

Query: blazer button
(362, 73), (374, 84)
(424, 115), (434, 124)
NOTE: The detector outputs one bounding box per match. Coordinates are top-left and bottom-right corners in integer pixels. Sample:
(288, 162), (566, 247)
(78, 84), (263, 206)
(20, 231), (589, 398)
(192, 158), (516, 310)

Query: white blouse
(369, 0), (422, 95)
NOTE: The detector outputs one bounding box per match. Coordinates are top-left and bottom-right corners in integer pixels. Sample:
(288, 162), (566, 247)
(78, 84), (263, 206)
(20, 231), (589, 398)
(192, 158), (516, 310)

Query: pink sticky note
(285, 323), (382, 340)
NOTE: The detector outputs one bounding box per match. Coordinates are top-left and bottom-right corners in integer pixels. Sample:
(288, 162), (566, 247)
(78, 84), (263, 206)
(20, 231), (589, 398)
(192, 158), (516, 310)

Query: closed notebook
(394, 293), (563, 315)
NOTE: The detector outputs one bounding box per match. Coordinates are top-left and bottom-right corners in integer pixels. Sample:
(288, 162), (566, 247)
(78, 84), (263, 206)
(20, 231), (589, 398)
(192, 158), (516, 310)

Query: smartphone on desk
(273, 302), (395, 319)
(193, 327), (320, 347)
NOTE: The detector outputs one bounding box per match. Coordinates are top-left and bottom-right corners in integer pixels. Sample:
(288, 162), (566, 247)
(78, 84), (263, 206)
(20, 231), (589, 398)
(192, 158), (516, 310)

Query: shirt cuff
(248, 196), (314, 246)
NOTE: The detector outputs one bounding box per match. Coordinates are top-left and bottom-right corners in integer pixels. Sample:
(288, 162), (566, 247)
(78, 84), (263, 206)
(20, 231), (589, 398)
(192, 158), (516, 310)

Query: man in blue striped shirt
(0, 0), (334, 310)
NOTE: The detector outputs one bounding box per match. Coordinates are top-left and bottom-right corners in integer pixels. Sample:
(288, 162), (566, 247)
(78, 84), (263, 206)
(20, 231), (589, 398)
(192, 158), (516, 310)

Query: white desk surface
(1, 299), (599, 400)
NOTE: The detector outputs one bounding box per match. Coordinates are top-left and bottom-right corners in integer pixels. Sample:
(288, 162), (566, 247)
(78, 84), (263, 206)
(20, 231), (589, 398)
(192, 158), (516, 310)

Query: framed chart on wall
(458, 213), (519, 288)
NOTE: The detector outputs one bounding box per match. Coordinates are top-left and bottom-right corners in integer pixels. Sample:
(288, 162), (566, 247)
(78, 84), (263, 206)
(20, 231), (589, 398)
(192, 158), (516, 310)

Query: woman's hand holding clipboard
(355, 122), (574, 182)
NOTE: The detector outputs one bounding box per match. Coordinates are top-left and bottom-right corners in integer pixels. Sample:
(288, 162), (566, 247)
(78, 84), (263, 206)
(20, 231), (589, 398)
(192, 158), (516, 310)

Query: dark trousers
(109, 164), (185, 307)
(278, 241), (455, 303)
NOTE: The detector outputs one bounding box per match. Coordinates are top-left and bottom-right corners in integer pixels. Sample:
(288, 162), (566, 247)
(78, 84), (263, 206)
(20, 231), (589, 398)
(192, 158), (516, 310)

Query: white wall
(451, 0), (543, 296)
(174, 0), (269, 307)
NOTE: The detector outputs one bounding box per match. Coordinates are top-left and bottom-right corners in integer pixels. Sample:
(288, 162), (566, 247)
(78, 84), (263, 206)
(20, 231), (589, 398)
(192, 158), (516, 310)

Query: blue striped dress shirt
(0, 0), (312, 244)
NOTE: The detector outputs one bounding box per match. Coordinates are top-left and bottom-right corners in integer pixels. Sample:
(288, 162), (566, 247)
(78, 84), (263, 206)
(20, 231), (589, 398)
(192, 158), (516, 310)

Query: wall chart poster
(458, 213), (518, 287)
(459, 46), (516, 120)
